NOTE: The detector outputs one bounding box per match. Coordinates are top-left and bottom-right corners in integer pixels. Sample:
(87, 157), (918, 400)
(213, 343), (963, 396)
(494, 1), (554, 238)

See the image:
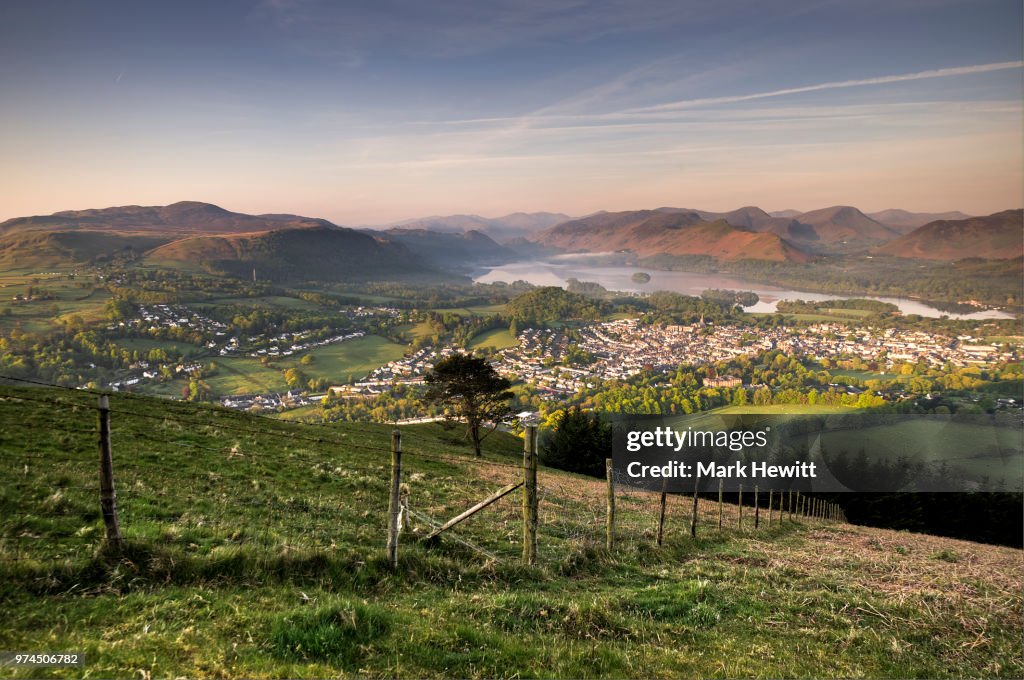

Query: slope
(0, 200), (333, 236)
(0, 383), (1020, 678)
(370, 228), (518, 270)
(389, 212), (572, 243)
(868, 209), (973, 233)
(0, 230), (171, 268)
(793, 206), (897, 246)
(534, 210), (812, 263)
(874, 209), (1023, 261)
(145, 225), (443, 283)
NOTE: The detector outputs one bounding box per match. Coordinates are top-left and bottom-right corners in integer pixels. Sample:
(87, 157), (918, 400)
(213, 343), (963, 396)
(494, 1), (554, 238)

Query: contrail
(627, 61), (1024, 113)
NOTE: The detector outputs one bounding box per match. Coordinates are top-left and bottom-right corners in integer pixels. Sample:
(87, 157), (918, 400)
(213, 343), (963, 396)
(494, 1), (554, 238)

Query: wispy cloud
(254, 0), (772, 60)
(402, 61), (1024, 133)
(627, 61), (1024, 113)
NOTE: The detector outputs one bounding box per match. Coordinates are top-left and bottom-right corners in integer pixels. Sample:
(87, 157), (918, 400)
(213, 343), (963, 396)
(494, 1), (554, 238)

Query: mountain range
(533, 210), (811, 263)
(529, 206), (1021, 263)
(875, 210), (1023, 261)
(143, 225), (437, 283)
(0, 202), (1018, 282)
(866, 209), (973, 233)
(0, 202), (443, 283)
(385, 211), (571, 244)
(0, 201), (331, 236)
(363, 228), (518, 271)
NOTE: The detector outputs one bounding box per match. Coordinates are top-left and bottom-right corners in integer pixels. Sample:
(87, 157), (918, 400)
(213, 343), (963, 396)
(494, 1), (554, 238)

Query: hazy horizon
(1, 0), (1021, 224)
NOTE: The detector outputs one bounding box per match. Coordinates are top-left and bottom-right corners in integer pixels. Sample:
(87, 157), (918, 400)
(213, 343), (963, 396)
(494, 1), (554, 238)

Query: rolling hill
(145, 225), (442, 283)
(369, 228), (517, 271)
(875, 209), (1023, 261)
(0, 230), (170, 268)
(0, 200), (333, 236)
(388, 211), (572, 244)
(788, 206), (897, 246)
(644, 205), (901, 252)
(532, 210), (812, 263)
(868, 209), (973, 233)
(0, 201), (458, 281)
(690, 206), (820, 243)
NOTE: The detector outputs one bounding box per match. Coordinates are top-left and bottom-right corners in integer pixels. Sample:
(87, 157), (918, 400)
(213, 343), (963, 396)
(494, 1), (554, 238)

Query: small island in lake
(631, 272), (651, 283)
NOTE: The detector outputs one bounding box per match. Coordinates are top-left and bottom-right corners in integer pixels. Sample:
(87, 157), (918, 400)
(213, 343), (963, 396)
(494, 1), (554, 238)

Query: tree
(540, 406), (611, 478)
(283, 367), (306, 390)
(423, 353), (513, 457)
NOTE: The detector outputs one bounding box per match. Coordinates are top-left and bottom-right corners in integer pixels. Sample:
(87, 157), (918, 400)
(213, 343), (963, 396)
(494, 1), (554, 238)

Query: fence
(0, 380), (847, 582)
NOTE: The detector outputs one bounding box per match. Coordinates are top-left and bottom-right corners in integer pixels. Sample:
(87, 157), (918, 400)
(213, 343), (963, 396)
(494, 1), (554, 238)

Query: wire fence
(0, 378), (845, 580)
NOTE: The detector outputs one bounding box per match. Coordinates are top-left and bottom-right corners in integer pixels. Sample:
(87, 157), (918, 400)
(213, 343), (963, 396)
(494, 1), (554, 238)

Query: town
(328, 317), (1018, 405)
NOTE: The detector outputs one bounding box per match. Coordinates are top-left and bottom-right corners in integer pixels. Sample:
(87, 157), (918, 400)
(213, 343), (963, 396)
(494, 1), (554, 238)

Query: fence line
(1, 382), (849, 578)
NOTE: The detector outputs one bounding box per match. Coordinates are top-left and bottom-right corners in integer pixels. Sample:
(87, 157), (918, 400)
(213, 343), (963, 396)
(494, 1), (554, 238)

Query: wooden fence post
(605, 457), (615, 551)
(737, 484), (743, 529)
(97, 395), (122, 550)
(387, 429), (402, 569)
(523, 425), (538, 565)
(656, 478), (667, 547)
(767, 489), (773, 527)
(717, 478), (724, 529)
(754, 485), (760, 529)
(796, 492), (802, 521)
(788, 489), (793, 523)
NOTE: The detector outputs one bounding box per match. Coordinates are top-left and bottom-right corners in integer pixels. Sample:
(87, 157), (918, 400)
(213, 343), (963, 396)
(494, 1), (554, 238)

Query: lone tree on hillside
(424, 353), (514, 457)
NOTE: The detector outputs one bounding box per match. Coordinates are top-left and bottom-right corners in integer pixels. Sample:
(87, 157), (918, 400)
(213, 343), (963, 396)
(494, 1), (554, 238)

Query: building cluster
(329, 347), (461, 396)
(493, 319), (1018, 397)
(112, 304), (228, 335)
(219, 390), (327, 411)
(243, 330), (366, 358)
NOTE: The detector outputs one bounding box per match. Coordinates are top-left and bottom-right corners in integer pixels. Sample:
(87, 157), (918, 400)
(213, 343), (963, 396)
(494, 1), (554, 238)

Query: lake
(473, 258), (1015, 320)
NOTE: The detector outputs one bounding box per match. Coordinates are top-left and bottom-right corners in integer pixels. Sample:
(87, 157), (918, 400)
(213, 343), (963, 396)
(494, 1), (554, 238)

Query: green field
(274, 403), (324, 421)
(817, 419), (1024, 480)
(0, 272), (112, 334)
(206, 356), (291, 395)
(985, 336), (1024, 345)
(821, 307), (874, 317)
(150, 335), (410, 398)
(714, 404), (854, 415)
(826, 369), (907, 383)
(401, 320), (436, 343)
(0, 384), (1021, 678)
(296, 335), (406, 382)
(431, 304), (507, 316)
(203, 295), (326, 312)
(750, 311), (856, 323)
(116, 337), (205, 357)
(468, 327), (518, 350)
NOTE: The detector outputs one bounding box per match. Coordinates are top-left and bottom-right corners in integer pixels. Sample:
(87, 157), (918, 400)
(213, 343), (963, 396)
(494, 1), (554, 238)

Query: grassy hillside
(145, 225), (443, 284)
(0, 230), (169, 268)
(875, 210), (1024, 261)
(533, 211), (812, 263)
(1, 384), (1021, 678)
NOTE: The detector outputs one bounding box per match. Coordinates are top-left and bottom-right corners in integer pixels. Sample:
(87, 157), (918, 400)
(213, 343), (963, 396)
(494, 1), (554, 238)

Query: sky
(0, 0), (1021, 225)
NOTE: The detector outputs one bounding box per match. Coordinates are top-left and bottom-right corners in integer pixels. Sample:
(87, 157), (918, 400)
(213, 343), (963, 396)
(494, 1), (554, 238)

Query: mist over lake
(473, 259), (1015, 320)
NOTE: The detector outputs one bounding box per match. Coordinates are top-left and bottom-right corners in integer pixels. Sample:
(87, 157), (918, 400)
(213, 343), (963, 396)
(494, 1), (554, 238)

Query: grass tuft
(269, 600), (392, 666)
